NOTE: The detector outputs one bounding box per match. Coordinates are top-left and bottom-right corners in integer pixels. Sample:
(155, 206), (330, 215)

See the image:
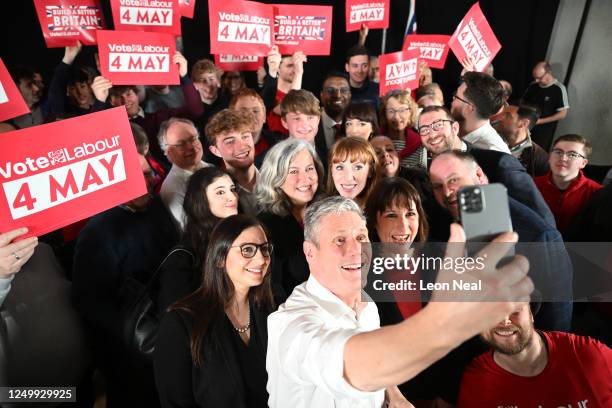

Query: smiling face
(345, 118), (373, 140)
(225, 226), (271, 294)
(193, 71), (220, 102)
(385, 97), (412, 132)
(320, 76), (351, 118)
(210, 127), (255, 171)
(110, 88), (140, 117)
(371, 136), (399, 177)
(233, 96), (266, 139)
(282, 112), (320, 143)
(205, 175), (239, 219)
(331, 159), (370, 200)
(165, 122), (203, 171)
(481, 304), (535, 355)
(67, 81), (93, 109)
(304, 211), (371, 301)
(429, 154), (486, 219)
(375, 200), (419, 244)
(281, 149), (319, 208)
(345, 54), (369, 87)
(549, 140), (587, 181)
(418, 110), (460, 156)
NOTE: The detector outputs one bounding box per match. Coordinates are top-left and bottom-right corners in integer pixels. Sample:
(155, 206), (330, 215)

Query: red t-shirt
(457, 331), (612, 408)
(266, 89), (288, 136)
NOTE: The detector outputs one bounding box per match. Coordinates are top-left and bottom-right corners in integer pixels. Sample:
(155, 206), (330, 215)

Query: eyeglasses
(534, 70), (550, 81)
(418, 119), (454, 136)
(452, 93), (472, 106)
(167, 135), (200, 149)
(231, 242), (274, 258)
(550, 148), (585, 160)
(386, 107), (410, 116)
(323, 87), (350, 95)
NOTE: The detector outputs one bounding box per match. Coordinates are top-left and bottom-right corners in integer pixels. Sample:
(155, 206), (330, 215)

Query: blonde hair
(379, 90), (418, 130)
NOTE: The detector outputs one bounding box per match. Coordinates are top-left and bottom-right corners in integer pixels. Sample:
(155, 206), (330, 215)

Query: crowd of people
(1, 26), (611, 408)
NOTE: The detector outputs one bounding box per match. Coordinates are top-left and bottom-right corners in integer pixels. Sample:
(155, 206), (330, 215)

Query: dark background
(1, 0), (559, 102)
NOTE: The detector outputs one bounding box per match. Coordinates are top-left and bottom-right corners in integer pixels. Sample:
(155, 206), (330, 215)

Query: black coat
(154, 304), (270, 407)
(258, 211), (309, 303)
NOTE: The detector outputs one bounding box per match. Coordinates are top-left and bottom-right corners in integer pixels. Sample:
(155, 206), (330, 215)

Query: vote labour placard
(179, 0), (195, 18)
(379, 49), (420, 96)
(0, 107), (147, 238)
(110, 0), (181, 36)
(214, 54), (262, 71)
(403, 34), (451, 70)
(0, 59), (30, 123)
(34, 0), (107, 48)
(448, 2), (501, 73)
(209, 0), (274, 56)
(273, 4), (333, 56)
(97, 30), (179, 85)
(345, 0), (389, 32)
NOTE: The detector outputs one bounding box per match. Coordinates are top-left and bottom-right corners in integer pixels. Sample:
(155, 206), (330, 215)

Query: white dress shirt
(267, 275), (385, 408)
(463, 121), (511, 153)
(159, 161), (209, 229)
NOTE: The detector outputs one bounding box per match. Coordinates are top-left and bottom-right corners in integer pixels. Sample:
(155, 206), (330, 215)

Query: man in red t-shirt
(535, 134), (602, 235)
(457, 304), (612, 407)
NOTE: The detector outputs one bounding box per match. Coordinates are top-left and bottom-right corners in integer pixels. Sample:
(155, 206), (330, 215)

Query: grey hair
(304, 196), (365, 246)
(434, 150), (485, 180)
(256, 138), (324, 217)
(157, 117), (199, 153)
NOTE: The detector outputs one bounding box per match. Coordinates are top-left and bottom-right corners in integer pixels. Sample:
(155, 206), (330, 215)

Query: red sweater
(457, 331), (612, 408)
(534, 170), (602, 233)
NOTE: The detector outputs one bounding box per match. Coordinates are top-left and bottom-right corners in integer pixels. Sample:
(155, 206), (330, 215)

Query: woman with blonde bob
(379, 89), (426, 168)
(256, 138), (325, 301)
(327, 137), (379, 208)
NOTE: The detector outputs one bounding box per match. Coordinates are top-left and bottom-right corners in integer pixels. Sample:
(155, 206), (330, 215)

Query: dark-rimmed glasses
(452, 93), (472, 106)
(231, 242), (274, 258)
(418, 119), (454, 136)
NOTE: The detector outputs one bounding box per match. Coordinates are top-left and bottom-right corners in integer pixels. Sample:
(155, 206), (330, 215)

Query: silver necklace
(233, 308), (251, 333)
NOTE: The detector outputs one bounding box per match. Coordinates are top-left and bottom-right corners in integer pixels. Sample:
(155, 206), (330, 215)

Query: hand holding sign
(267, 46), (281, 78)
(92, 76), (113, 103)
(173, 51), (187, 77)
(62, 41), (83, 65)
(448, 2), (501, 73)
(0, 228), (38, 278)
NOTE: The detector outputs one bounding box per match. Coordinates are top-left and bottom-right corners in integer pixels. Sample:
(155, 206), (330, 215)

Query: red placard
(214, 54), (263, 71)
(209, 0), (274, 56)
(273, 4), (333, 56)
(97, 30), (179, 85)
(179, 0), (195, 18)
(0, 59), (30, 123)
(379, 49), (420, 96)
(33, 0), (107, 48)
(403, 34), (451, 70)
(345, 0), (389, 32)
(0, 107), (147, 238)
(448, 2), (501, 72)
(110, 0), (181, 36)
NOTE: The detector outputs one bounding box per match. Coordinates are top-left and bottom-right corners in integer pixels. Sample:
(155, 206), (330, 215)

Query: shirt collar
(321, 110), (340, 129)
(129, 107), (145, 119)
(305, 275), (374, 321)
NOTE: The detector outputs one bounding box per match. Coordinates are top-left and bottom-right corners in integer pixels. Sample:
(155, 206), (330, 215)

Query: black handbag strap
(139, 246), (196, 297)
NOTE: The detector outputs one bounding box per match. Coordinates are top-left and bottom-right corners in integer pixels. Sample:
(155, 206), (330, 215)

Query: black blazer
(154, 304), (270, 408)
(258, 211), (309, 303)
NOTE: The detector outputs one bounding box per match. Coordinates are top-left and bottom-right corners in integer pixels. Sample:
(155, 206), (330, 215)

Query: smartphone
(458, 183), (514, 257)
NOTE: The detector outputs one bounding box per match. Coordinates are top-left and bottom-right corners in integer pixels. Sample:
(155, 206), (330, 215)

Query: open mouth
(494, 328), (518, 337)
(391, 234), (411, 243)
(246, 266), (265, 275)
(341, 263), (365, 272)
(296, 185), (313, 192)
(234, 151), (250, 159)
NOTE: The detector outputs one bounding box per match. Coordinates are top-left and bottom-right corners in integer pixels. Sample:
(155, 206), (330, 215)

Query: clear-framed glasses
(167, 135), (200, 149)
(386, 107), (410, 116)
(550, 148), (585, 161)
(418, 119), (454, 136)
(231, 242), (274, 258)
(323, 87), (350, 95)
